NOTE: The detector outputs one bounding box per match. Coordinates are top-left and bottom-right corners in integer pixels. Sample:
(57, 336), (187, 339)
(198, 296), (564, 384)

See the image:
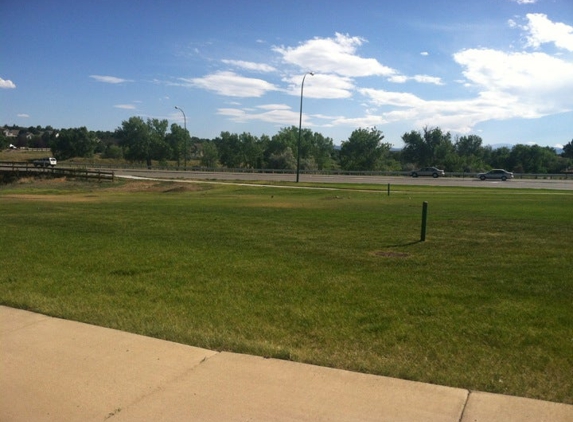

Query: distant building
(2, 129), (19, 138)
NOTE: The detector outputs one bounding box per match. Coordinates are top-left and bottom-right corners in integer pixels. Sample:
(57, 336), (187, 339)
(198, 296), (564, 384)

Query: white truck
(33, 157), (57, 167)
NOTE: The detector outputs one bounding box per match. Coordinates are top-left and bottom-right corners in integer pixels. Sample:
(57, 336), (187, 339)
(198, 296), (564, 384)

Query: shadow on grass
(383, 240), (423, 248)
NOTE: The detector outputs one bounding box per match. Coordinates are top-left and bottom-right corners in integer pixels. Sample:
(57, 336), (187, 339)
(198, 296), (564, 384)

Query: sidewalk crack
(103, 351), (221, 420)
(458, 390), (472, 422)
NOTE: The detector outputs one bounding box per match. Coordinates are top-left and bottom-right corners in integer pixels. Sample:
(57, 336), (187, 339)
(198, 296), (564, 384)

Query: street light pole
(174, 106), (187, 170)
(296, 72), (314, 183)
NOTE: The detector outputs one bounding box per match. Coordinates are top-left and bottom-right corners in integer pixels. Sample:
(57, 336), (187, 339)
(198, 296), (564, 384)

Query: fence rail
(0, 162), (114, 181)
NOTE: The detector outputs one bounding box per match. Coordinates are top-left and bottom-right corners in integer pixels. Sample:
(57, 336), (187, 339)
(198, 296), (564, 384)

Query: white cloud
(186, 71), (279, 97)
(420, 51), (429, 56)
(221, 60), (276, 73)
(114, 104), (137, 110)
(412, 75), (444, 85)
(0, 77), (16, 89)
(523, 13), (573, 51)
(328, 114), (388, 129)
(283, 73), (355, 99)
(90, 75), (133, 84)
(388, 75), (408, 84)
(17, 113), (29, 118)
(388, 74), (444, 85)
(512, 0), (537, 4)
(218, 104), (301, 126)
(354, 42), (573, 135)
(273, 33), (396, 77)
(454, 48), (573, 112)
(257, 104), (292, 110)
(359, 88), (526, 133)
(360, 89), (426, 108)
(217, 103), (352, 128)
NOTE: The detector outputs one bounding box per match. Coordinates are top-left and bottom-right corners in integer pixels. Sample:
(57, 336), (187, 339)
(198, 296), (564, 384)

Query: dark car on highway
(477, 169), (513, 181)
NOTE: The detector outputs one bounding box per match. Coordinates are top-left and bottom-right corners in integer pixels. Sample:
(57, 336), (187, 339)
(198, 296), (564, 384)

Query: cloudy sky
(1, 0), (572, 148)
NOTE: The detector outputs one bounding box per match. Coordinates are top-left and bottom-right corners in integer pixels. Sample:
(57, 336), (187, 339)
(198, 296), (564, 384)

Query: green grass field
(1, 177), (572, 403)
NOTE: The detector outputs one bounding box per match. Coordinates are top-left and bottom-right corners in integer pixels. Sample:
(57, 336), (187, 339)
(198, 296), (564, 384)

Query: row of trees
(400, 127), (572, 174)
(2, 120), (572, 173)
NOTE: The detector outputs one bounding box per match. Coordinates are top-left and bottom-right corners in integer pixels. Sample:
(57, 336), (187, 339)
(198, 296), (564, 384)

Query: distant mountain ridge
(489, 143), (564, 154)
(388, 144), (564, 154)
(488, 143), (514, 150)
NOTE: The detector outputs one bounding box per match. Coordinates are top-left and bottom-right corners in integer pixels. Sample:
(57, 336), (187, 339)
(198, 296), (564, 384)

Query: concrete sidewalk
(1, 306), (572, 422)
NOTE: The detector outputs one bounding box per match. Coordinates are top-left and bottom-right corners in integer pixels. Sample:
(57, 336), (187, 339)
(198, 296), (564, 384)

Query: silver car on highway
(410, 167), (445, 178)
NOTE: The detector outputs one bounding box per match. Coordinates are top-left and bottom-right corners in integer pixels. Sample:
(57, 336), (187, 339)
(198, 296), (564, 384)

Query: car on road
(477, 169), (513, 181)
(410, 167), (445, 178)
(32, 157), (57, 167)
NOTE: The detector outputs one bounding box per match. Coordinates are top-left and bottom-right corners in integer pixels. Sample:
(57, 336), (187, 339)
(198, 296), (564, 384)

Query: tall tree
(400, 130), (426, 166)
(214, 131), (242, 168)
(455, 134), (483, 157)
(265, 127), (298, 169)
(272, 126), (297, 151)
(488, 146), (511, 170)
(339, 127), (390, 171)
(308, 131), (335, 170)
(402, 127), (453, 168)
(562, 139), (573, 159)
(147, 118), (170, 163)
(116, 117), (169, 167)
(239, 132), (264, 169)
(507, 144), (561, 173)
(267, 148), (296, 169)
(166, 123), (188, 167)
(116, 117), (150, 164)
(199, 141), (219, 168)
(0, 131), (8, 150)
(50, 127), (97, 160)
(453, 134), (485, 172)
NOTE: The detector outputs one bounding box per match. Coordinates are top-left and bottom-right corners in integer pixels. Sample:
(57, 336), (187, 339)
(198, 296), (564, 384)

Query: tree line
(2, 120), (572, 174)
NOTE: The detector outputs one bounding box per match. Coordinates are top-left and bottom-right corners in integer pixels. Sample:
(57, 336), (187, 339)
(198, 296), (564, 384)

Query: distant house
(2, 129), (19, 138)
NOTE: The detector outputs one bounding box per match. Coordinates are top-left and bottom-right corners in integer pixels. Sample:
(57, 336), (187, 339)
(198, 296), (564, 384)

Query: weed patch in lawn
(371, 251), (411, 258)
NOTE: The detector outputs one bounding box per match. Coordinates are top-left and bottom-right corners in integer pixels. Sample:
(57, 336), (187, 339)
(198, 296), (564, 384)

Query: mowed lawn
(1, 178), (572, 404)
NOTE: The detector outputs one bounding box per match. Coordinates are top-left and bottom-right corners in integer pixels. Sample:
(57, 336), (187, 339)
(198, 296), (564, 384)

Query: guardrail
(0, 162), (114, 182)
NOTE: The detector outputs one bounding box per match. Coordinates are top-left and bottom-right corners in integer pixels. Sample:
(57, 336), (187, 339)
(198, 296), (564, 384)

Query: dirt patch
(4, 174), (207, 192)
(1, 178), (205, 200)
(2, 194), (99, 202)
(103, 181), (161, 192)
(16, 176), (69, 186)
(162, 185), (201, 193)
(371, 251), (410, 258)
(105, 181), (205, 193)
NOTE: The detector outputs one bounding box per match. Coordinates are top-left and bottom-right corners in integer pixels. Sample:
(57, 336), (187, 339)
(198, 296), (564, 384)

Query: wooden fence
(0, 162), (115, 182)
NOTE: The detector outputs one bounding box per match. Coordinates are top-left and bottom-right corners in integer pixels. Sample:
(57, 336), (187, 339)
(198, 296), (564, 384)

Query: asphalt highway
(115, 169), (573, 191)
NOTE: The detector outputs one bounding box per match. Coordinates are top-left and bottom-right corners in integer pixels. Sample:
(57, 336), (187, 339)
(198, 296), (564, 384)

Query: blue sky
(1, 0), (572, 148)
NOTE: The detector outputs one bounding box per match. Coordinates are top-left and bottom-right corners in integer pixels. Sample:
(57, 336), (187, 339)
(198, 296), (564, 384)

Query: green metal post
(421, 201), (428, 241)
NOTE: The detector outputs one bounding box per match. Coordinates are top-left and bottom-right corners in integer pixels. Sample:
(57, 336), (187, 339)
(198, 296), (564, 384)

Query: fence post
(421, 201), (428, 242)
